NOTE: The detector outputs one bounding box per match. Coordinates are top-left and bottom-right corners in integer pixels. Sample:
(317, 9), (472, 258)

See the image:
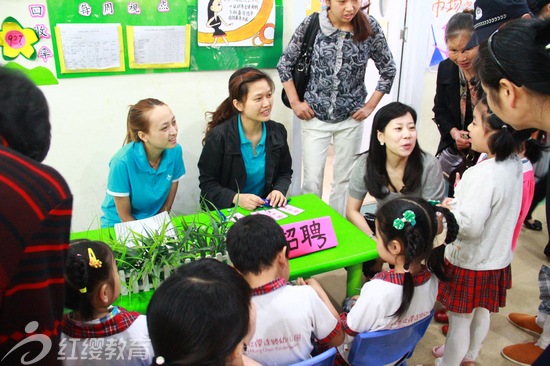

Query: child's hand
(295, 277), (307, 286)
(304, 278), (329, 302)
(454, 172), (461, 188)
(305, 277), (321, 289)
(442, 197), (455, 209)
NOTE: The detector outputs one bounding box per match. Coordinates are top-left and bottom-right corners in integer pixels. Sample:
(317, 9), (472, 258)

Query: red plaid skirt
(438, 261), (512, 313)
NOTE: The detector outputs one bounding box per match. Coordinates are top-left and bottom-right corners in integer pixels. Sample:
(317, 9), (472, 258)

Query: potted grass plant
(107, 201), (237, 296)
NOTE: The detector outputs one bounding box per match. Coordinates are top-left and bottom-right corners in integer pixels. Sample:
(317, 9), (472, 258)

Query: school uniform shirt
(348, 152), (445, 206)
(60, 307), (153, 365)
(339, 268), (437, 362)
(445, 155), (522, 270)
(101, 142), (185, 227)
(246, 278), (340, 366)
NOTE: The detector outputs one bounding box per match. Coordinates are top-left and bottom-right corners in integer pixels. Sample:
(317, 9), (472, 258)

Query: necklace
(149, 154), (161, 168)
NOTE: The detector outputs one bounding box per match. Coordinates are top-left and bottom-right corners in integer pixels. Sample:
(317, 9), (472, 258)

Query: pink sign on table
(281, 216), (338, 259)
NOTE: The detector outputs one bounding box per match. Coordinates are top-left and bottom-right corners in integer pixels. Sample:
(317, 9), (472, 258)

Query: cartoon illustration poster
(197, 0), (276, 47)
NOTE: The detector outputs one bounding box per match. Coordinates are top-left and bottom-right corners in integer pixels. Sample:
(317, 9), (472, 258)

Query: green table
(71, 194), (377, 313)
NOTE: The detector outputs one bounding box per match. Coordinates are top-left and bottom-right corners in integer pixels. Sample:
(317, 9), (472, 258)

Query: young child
(61, 240), (153, 365)
(147, 258), (259, 366)
(511, 132), (545, 251)
(339, 196), (458, 363)
(432, 98), (524, 365)
(226, 215), (344, 365)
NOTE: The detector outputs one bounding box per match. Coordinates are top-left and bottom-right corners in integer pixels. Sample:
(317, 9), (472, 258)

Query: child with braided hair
(431, 97), (525, 366)
(338, 196), (458, 363)
(61, 240), (153, 365)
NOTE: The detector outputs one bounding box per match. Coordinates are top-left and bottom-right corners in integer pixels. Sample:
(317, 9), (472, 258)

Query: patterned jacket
(277, 9), (396, 123)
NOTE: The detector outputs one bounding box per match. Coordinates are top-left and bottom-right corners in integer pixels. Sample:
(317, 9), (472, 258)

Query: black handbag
(281, 13), (320, 109)
(438, 145), (476, 181)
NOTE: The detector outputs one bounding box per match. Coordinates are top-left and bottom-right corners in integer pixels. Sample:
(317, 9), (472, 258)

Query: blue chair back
(288, 347), (337, 366)
(347, 309), (434, 366)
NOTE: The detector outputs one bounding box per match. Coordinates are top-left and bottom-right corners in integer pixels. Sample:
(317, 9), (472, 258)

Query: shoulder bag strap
(297, 12), (320, 71)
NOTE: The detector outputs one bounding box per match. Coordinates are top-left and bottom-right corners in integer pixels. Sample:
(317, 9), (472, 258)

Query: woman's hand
(291, 101), (315, 121)
(451, 128), (471, 150)
(352, 104), (375, 121)
(235, 194), (264, 211)
(266, 190), (287, 207)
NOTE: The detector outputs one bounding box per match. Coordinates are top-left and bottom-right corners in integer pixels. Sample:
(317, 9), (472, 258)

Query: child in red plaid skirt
(431, 98), (525, 365)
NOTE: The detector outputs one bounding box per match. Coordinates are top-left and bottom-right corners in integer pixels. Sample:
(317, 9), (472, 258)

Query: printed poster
(197, 0), (276, 47)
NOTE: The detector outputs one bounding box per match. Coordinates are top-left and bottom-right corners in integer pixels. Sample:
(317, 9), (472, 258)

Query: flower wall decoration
(0, 17), (39, 60)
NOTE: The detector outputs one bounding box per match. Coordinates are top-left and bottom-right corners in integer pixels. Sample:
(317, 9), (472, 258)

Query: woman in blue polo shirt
(198, 67), (293, 211)
(101, 98), (186, 227)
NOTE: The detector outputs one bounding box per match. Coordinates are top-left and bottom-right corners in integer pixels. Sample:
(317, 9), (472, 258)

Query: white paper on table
(250, 209), (287, 221)
(263, 208), (288, 220)
(114, 211), (175, 246)
(277, 204), (304, 216)
(132, 26), (187, 64)
(57, 23), (122, 70)
(250, 211), (269, 216)
(229, 212), (246, 222)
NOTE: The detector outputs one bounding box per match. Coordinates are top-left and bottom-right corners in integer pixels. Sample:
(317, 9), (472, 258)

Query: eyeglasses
(487, 30), (522, 87)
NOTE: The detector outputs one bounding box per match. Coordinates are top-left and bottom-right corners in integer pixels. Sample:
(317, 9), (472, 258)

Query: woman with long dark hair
(198, 67), (292, 210)
(476, 17), (550, 365)
(346, 102), (445, 276)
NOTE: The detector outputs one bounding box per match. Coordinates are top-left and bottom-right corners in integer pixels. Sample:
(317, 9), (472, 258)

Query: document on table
(277, 204), (304, 216)
(251, 208), (288, 221)
(114, 211), (175, 245)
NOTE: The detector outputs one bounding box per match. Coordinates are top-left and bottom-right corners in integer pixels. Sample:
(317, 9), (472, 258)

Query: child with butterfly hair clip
(60, 239), (153, 365)
(338, 196), (458, 363)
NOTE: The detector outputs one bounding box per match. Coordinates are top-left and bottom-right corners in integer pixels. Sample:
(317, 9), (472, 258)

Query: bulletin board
(46, 0), (283, 78)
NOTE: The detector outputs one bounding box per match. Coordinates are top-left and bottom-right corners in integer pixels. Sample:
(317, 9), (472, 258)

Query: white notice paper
(58, 23), (122, 70)
(132, 26), (187, 65)
(114, 211), (176, 245)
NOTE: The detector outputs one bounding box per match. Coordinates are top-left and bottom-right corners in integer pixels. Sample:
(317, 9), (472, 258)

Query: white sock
(465, 307), (490, 360)
(440, 311), (474, 365)
(536, 311), (550, 349)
